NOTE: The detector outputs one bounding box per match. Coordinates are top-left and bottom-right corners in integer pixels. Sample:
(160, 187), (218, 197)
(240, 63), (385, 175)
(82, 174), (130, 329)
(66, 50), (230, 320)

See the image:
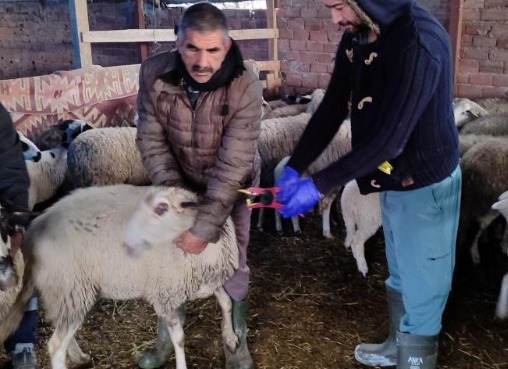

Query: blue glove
(276, 166), (301, 203)
(280, 177), (322, 218)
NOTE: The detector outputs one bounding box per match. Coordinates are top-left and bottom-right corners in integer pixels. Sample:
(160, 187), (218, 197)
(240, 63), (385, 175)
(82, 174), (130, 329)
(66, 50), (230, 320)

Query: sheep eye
(154, 203), (169, 216)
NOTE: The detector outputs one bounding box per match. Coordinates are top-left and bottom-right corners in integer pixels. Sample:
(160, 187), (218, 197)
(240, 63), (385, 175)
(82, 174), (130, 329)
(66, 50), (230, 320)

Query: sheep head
(123, 187), (199, 259)
(0, 208), (37, 291)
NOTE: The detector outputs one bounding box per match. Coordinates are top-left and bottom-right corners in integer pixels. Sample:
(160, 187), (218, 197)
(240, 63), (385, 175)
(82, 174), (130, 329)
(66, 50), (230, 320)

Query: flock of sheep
(0, 91), (508, 368)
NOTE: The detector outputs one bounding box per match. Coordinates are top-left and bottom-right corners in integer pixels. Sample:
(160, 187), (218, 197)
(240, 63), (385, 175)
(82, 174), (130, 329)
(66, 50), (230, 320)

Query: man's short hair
(178, 2), (229, 38)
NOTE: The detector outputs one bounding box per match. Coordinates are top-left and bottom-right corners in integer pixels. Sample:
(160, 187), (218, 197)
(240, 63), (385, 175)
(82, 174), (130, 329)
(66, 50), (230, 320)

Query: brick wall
(457, 0), (508, 98)
(1, 0), (506, 100)
(278, 0), (507, 99)
(0, 1), (267, 80)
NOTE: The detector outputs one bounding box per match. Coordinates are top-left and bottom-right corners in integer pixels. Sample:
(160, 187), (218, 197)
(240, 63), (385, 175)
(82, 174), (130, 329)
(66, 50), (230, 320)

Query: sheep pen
(0, 100), (507, 369)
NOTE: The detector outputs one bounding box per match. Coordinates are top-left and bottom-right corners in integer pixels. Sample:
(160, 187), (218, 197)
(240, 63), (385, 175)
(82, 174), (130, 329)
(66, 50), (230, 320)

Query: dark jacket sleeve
(0, 103), (30, 211)
(287, 35), (352, 174)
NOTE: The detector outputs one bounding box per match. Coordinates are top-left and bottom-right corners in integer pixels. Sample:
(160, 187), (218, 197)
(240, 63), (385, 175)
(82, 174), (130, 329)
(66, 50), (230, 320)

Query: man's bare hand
(176, 230), (208, 254)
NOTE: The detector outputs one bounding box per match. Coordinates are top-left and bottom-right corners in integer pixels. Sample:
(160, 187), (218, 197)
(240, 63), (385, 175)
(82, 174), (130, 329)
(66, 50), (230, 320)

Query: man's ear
(224, 36), (232, 53)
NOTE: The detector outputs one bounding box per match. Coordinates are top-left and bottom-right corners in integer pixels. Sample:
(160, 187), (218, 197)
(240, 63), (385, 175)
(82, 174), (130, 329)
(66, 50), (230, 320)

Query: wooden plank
(266, 0), (278, 61)
(82, 28), (278, 44)
(136, 0), (148, 61)
(255, 60), (280, 72)
(449, 0), (463, 94)
(69, 0), (92, 67)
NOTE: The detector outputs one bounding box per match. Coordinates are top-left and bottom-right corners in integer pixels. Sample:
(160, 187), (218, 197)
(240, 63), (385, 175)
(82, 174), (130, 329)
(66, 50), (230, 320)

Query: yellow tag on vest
(378, 161), (393, 175)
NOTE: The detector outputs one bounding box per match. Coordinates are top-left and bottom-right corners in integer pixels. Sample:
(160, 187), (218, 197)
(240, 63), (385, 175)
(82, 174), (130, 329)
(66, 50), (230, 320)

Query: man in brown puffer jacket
(135, 3), (263, 369)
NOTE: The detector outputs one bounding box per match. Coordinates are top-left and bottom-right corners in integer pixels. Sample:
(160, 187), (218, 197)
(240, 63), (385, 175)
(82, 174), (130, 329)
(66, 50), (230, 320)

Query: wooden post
(265, 0), (280, 97)
(449, 0), (464, 93)
(69, 0), (93, 67)
(137, 0), (148, 61)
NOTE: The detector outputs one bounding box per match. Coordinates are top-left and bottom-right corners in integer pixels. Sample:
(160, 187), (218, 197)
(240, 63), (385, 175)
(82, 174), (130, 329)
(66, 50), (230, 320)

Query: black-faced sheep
(17, 132), (41, 162)
(0, 185), (239, 369)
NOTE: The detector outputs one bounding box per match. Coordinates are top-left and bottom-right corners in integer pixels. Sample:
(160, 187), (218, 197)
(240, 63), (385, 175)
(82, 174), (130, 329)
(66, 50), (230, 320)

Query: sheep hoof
(68, 352), (92, 366)
(323, 232), (334, 239)
(224, 333), (240, 352)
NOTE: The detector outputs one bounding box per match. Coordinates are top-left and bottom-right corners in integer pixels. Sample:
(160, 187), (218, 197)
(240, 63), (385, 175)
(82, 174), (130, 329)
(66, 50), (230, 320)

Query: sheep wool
(0, 184), (239, 369)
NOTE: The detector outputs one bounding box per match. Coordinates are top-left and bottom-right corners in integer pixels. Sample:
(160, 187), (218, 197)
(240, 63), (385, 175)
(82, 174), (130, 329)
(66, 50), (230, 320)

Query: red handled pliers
(238, 187), (283, 209)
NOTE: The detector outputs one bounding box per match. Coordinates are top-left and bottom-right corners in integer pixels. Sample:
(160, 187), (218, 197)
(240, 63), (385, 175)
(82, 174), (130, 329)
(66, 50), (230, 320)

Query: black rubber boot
(138, 305), (185, 369)
(354, 287), (405, 366)
(224, 300), (253, 369)
(396, 331), (438, 369)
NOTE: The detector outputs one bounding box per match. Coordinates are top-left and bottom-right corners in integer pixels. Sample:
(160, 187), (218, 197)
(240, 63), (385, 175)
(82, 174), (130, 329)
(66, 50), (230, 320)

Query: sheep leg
(256, 208), (265, 231)
(351, 238), (369, 277)
(501, 225), (508, 255)
(321, 201), (333, 239)
(214, 286), (239, 351)
(67, 337), (91, 366)
(496, 272), (508, 319)
(290, 215), (301, 235)
(275, 209), (283, 234)
(342, 216), (354, 249)
(160, 310), (187, 369)
(471, 214), (498, 264)
(48, 322), (81, 369)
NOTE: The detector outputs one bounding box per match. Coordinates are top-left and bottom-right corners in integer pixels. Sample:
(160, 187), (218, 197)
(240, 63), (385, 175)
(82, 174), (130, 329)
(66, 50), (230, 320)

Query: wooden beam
(82, 28), (279, 44)
(449, 0), (464, 94)
(136, 0), (148, 61)
(266, 0), (278, 61)
(69, 0), (92, 67)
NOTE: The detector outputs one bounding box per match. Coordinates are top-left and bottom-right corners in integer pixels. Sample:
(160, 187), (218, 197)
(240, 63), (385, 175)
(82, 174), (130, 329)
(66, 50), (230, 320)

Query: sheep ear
(154, 202), (169, 216)
(180, 201), (199, 209)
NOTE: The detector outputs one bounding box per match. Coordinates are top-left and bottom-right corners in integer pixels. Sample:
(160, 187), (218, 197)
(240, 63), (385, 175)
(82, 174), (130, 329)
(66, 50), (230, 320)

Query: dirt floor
(2, 208), (508, 369)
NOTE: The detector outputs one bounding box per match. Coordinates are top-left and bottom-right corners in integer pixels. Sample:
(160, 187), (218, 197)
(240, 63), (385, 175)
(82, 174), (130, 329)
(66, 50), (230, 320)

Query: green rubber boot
(224, 300), (253, 369)
(138, 305), (185, 369)
(396, 331), (438, 369)
(354, 287), (405, 366)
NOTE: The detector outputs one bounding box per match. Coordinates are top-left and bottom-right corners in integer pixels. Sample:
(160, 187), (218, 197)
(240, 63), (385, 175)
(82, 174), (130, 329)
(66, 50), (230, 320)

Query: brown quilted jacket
(136, 50), (263, 243)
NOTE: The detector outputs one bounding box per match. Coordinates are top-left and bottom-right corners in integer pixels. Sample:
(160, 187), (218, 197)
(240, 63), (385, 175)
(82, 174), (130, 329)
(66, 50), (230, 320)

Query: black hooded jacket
(0, 102), (30, 211)
(288, 0), (459, 195)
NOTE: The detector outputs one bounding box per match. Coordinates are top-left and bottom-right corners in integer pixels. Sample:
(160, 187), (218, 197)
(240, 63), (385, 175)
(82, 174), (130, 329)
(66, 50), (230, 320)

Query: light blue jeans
(380, 166), (461, 335)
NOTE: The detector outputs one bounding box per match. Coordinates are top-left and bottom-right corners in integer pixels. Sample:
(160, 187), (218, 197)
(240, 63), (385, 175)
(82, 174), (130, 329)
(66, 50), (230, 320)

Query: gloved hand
(280, 177), (322, 218)
(276, 166), (302, 203)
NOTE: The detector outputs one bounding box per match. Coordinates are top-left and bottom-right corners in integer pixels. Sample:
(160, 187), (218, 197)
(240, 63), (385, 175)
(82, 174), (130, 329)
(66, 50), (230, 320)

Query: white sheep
(263, 103), (308, 119)
(453, 97), (490, 129)
(459, 134), (494, 157)
(491, 191), (508, 319)
(67, 127), (151, 188)
(340, 180), (381, 276)
(264, 118), (352, 238)
(25, 147), (68, 210)
(258, 89), (325, 188)
(17, 132), (41, 162)
(0, 184), (239, 369)
(459, 114), (508, 136)
(475, 98), (508, 115)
